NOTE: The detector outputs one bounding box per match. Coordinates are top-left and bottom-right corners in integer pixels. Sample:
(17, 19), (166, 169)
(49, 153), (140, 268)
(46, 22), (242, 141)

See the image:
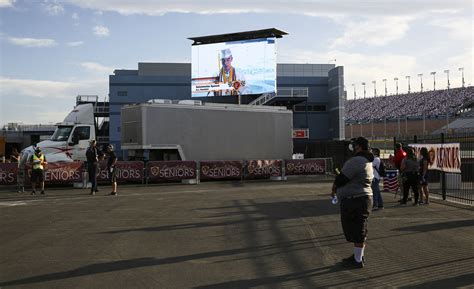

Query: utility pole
(372, 80), (377, 97)
(444, 69), (450, 90)
(383, 79), (387, 96)
(459, 67), (465, 88)
(394, 77), (399, 95)
(405, 75), (411, 93)
(430, 71), (436, 90)
(362, 82), (366, 99)
(352, 83), (356, 99)
(418, 73), (423, 92)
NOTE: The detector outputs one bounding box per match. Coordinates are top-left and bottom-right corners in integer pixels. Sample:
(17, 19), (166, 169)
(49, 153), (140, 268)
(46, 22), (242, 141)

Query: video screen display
(192, 38), (276, 97)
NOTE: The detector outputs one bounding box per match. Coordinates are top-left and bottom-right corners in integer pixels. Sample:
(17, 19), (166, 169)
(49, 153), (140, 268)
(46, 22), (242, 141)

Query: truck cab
(20, 104), (96, 164)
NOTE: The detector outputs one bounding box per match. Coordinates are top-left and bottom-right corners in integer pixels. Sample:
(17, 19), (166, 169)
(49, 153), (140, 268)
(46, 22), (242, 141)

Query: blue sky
(0, 0), (472, 125)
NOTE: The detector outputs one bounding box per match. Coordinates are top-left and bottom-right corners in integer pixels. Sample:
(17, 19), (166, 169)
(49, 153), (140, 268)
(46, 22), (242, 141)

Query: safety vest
(32, 154), (45, 170)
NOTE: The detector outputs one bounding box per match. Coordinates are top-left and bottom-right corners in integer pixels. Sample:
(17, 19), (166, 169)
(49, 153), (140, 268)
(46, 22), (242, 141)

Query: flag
(383, 170), (399, 192)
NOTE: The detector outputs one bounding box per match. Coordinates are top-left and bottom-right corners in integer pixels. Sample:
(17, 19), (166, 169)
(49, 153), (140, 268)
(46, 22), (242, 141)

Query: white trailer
(121, 101), (293, 161)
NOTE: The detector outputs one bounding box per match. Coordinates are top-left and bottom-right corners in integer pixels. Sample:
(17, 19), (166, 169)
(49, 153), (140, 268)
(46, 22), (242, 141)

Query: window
(72, 126), (90, 141)
(51, 126), (73, 141)
(117, 91), (128, 96)
(293, 104), (327, 112)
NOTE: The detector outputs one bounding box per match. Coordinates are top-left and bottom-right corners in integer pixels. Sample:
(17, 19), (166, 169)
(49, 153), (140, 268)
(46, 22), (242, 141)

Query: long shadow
(103, 199), (337, 234)
(193, 265), (344, 289)
(394, 219), (474, 232)
(399, 272), (474, 288)
(0, 240), (313, 287)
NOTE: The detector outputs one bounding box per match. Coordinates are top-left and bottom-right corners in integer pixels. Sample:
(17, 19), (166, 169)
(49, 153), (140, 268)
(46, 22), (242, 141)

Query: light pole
(352, 83), (356, 99)
(430, 71), (436, 90)
(362, 82), (366, 98)
(418, 73), (423, 92)
(406, 75), (411, 93)
(383, 78), (387, 96)
(444, 69), (450, 90)
(459, 67), (465, 88)
(394, 77), (399, 95)
(372, 80), (377, 97)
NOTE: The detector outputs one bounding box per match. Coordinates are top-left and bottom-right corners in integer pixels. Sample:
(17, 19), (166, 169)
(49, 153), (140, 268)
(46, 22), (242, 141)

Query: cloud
(7, 37), (57, 47)
(66, 41), (84, 47)
(330, 16), (414, 48)
(79, 62), (114, 74)
(0, 77), (107, 99)
(72, 12), (79, 20)
(279, 49), (419, 97)
(0, 0), (15, 8)
(60, 0), (469, 17)
(93, 25), (109, 37)
(42, 0), (65, 15)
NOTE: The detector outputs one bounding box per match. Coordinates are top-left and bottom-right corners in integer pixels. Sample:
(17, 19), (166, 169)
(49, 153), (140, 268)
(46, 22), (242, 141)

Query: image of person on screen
(215, 48), (246, 96)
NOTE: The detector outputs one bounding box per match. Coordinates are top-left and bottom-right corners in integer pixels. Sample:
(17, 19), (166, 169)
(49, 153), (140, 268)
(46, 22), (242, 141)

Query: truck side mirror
(71, 135), (79, 145)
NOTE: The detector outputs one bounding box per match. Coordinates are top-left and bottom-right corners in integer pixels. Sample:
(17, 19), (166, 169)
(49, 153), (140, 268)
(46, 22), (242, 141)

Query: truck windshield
(51, 126), (73, 141)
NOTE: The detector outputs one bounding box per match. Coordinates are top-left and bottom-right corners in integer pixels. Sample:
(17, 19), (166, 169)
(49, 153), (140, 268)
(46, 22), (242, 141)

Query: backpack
(377, 161), (386, 178)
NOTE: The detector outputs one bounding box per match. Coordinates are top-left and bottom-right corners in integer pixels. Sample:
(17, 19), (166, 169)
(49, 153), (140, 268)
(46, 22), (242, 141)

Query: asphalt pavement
(0, 178), (473, 289)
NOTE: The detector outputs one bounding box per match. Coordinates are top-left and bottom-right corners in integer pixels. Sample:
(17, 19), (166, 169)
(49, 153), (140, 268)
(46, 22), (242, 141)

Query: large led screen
(192, 38), (276, 97)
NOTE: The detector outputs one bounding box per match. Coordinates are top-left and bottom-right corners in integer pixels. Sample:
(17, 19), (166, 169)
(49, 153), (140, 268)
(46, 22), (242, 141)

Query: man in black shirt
(105, 144), (118, 196)
(86, 140), (102, 195)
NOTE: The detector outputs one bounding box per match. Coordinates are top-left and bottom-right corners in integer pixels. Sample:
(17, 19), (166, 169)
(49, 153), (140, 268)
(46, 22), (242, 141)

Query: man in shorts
(331, 137), (374, 269)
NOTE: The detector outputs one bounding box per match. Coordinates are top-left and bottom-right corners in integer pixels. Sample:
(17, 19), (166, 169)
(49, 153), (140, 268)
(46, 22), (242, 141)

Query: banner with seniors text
(245, 160), (282, 179)
(147, 161), (197, 182)
(0, 163), (18, 185)
(409, 143), (461, 173)
(285, 159), (326, 175)
(200, 161), (242, 180)
(97, 161), (144, 183)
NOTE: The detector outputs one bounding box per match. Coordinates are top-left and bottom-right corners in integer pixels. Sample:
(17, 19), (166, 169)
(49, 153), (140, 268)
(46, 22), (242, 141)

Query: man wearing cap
(86, 140), (102, 195)
(331, 137), (374, 269)
(30, 147), (47, 195)
(215, 48), (246, 96)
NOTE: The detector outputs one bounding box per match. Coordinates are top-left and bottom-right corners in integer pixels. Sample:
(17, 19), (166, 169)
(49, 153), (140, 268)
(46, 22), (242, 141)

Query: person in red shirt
(390, 143), (407, 201)
(393, 143), (407, 170)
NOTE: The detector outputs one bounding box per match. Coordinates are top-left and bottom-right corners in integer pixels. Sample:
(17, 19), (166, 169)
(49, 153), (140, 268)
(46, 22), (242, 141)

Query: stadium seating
(345, 86), (474, 122)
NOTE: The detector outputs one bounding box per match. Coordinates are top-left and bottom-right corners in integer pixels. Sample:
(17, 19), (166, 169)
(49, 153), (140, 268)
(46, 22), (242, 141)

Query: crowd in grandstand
(345, 86), (474, 122)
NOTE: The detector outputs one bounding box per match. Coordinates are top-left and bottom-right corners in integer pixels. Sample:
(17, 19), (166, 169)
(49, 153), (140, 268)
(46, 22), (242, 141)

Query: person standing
(371, 148), (384, 210)
(105, 144), (118, 196)
(391, 143), (407, 201)
(419, 147), (430, 205)
(400, 147), (420, 205)
(30, 147), (47, 195)
(86, 140), (100, 195)
(331, 137), (374, 269)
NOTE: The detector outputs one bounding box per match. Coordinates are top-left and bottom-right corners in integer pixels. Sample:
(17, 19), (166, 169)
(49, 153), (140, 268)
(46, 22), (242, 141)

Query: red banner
(246, 160), (282, 179)
(42, 162), (83, 184)
(97, 161), (144, 183)
(0, 163), (18, 185)
(200, 161), (242, 180)
(147, 161), (197, 182)
(285, 159), (326, 175)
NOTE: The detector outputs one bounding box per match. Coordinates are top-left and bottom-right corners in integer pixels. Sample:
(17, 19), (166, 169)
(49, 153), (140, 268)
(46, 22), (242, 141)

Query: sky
(0, 0), (472, 125)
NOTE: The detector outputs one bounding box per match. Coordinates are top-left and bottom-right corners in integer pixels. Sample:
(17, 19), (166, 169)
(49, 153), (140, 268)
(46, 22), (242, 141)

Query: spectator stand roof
(188, 28), (288, 45)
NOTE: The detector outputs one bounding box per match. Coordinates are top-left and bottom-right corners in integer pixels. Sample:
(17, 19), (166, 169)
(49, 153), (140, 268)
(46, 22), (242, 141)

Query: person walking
(105, 144), (118, 196)
(30, 147), (47, 195)
(419, 147), (430, 205)
(400, 147), (420, 205)
(392, 143), (407, 201)
(371, 148), (384, 210)
(86, 140), (101, 195)
(331, 137), (374, 269)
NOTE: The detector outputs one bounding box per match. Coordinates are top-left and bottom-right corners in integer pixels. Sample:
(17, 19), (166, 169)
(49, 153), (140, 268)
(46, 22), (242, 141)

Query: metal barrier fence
(396, 133), (474, 205)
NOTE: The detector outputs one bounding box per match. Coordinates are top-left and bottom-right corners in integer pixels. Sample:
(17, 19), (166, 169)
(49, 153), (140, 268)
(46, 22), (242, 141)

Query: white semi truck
(121, 100), (293, 161)
(19, 103), (97, 165)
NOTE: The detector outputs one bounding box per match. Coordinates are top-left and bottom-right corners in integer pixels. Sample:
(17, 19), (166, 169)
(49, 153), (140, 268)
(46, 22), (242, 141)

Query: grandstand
(344, 86), (474, 137)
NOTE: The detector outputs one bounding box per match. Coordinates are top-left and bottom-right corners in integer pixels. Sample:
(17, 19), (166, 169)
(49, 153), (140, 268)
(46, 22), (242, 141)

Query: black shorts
(31, 169), (44, 183)
(340, 195), (373, 243)
(109, 167), (117, 183)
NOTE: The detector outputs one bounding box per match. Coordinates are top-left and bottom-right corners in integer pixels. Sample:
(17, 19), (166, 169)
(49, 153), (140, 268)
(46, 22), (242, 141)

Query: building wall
(109, 63), (344, 154)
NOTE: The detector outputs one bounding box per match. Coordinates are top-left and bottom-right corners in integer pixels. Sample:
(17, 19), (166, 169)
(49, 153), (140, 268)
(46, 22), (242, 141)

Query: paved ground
(0, 178), (473, 289)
